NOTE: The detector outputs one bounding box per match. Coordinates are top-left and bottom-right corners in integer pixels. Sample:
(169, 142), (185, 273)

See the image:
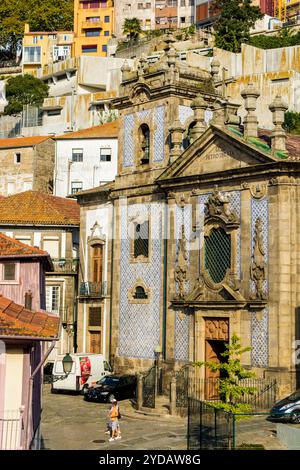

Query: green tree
(123, 18), (143, 41)
(4, 74), (49, 115)
(194, 333), (256, 409)
(249, 26), (300, 50)
(284, 111), (300, 135)
(211, 0), (263, 53)
(0, 0), (74, 59)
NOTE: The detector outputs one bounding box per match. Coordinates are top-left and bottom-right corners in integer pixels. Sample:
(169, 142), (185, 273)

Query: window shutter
(89, 307), (102, 327)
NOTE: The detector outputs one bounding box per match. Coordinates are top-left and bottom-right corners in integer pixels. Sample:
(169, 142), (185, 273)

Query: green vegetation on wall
(249, 27), (300, 50)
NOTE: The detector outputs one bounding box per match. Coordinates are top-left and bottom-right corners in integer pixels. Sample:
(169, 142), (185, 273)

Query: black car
(83, 374), (137, 403)
(269, 389), (300, 423)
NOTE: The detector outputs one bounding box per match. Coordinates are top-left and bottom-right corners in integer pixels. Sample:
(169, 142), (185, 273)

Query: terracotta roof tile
(0, 232), (49, 257)
(0, 136), (51, 149)
(55, 121), (119, 140)
(0, 191), (80, 226)
(0, 295), (60, 339)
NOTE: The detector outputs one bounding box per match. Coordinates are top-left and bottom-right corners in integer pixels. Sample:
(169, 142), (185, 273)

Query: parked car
(83, 374), (137, 403)
(269, 389), (300, 423)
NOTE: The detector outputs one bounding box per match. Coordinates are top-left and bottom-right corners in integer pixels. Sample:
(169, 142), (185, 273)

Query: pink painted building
(0, 233), (53, 311)
(0, 235), (60, 450)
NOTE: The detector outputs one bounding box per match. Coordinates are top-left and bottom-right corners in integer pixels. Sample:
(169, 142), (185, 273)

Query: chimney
(190, 95), (208, 140)
(241, 83), (260, 139)
(269, 95), (288, 154)
(24, 23), (30, 34)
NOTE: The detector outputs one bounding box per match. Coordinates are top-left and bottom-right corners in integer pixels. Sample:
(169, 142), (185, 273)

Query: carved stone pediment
(130, 84), (151, 105)
(186, 279), (245, 303)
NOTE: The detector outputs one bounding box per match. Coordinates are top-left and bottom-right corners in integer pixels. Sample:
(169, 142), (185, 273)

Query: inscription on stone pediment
(202, 150), (235, 161)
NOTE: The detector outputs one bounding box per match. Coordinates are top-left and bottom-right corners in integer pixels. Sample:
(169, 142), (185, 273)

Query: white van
(51, 353), (112, 393)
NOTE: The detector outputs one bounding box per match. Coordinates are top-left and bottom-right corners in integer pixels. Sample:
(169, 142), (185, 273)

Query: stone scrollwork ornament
(205, 187), (238, 224)
(175, 225), (188, 299)
(250, 217), (267, 300)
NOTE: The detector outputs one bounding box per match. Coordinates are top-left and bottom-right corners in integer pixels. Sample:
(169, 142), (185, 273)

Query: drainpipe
(25, 339), (57, 450)
(162, 192), (168, 360)
(109, 202), (115, 365)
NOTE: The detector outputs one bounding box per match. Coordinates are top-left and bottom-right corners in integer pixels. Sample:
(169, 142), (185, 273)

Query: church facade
(76, 37), (300, 395)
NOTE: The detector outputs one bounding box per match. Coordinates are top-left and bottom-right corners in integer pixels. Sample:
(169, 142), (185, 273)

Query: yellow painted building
(22, 24), (74, 75)
(73, 0), (114, 57)
(286, 0), (300, 21)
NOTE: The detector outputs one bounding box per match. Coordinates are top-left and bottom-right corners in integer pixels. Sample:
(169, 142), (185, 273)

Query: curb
(121, 409), (186, 422)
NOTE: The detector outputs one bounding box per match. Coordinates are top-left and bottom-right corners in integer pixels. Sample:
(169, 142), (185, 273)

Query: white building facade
(54, 121), (118, 198)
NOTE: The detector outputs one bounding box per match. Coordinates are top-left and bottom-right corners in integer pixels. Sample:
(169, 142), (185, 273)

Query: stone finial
(269, 95), (288, 154)
(140, 54), (149, 73)
(163, 31), (176, 51)
(121, 60), (131, 81)
(169, 119), (184, 163)
(190, 95), (208, 140)
(167, 47), (176, 67)
(241, 83), (260, 139)
(210, 58), (220, 83)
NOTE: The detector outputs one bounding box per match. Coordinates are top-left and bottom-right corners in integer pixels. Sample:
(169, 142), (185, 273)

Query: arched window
(182, 121), (196, 149)
(139, 123), (150, 164)
(134, 286), (148, 299)
(204, 228), (231, 283)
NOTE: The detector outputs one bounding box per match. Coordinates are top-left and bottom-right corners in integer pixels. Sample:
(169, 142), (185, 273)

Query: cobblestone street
(40, 386), (188, 450)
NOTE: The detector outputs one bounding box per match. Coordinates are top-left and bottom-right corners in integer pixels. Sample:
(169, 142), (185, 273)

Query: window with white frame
(46, 285), (60, 314)
(43, 237), (60, 258)
(23, 46), (41, 64)
(7, 181), (15, 195)
(15, 236), (32, 246)
(72, 148), (83, 162)
(100, 148), (111, 162)
(71, 181), (83, 194)
(3, 263), (16, 281)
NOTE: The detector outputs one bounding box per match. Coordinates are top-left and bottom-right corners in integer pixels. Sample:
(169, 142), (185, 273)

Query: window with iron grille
(134, 221), (149, 258)
(89, 307), (102, 327)
(134, 286), (148, 299)
(204, 228), (231, 283)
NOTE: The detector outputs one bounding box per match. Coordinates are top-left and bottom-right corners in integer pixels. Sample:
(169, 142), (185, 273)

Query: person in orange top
(108, 399), (121, 442)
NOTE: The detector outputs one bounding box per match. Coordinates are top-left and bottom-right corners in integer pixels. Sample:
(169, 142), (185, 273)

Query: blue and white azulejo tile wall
(118, 202), (164, 359)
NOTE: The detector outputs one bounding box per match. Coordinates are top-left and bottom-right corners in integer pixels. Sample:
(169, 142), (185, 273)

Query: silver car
(270, 389), (300, 423)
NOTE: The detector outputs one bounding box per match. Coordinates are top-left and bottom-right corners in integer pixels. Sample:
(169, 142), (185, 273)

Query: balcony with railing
(0, 407), (25, 450)
(82, 20), (103, 29)
(79, 281), (108, 298)
(51, 258), (79, 274)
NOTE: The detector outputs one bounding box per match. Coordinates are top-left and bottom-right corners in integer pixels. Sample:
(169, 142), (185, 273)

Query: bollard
(169, 376), (177, 416)
(136, 373), (143, 411)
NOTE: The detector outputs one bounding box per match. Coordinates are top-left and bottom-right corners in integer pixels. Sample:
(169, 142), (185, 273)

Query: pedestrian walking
(108, 399), (121, 442)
